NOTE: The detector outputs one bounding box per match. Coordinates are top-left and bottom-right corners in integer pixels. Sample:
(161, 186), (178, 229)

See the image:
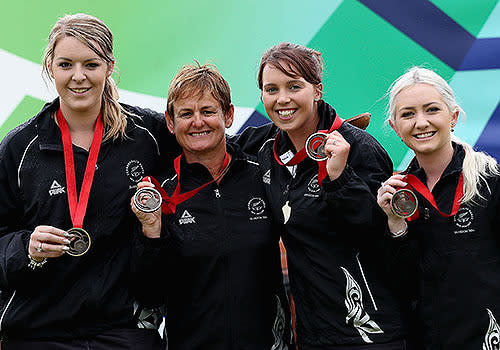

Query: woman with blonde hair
(378, 66), (500, 349)
(0, 13), (176, 348)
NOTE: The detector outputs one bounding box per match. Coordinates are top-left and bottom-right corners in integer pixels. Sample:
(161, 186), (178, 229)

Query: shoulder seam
(258, 138), (274, 153)
(134, 124), (160, 156)
(18, 135), (39, 188)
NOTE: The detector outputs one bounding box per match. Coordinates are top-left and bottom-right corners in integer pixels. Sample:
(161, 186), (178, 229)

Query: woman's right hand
(130, 180), (162, 238)
(29, 225), (71, 262)
(377, 174), (408, 233)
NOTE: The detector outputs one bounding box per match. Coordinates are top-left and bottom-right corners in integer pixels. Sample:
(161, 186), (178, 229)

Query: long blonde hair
(387, 67), (499, 205)
(42, 13), (127, 141)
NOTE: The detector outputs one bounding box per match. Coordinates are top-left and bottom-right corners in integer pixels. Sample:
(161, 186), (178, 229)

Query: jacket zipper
(0, 290), (16, 332)
(356, 254), (378, 311)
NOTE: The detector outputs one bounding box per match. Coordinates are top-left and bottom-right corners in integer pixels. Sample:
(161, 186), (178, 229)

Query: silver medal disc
(133, 187), (162, 213)
(390, 189), (418, 219)
(305, 132), (328, 161)
(67, 227), (91, 257)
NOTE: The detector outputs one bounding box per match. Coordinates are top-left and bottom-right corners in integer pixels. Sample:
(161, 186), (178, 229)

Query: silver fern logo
(341, 267), (384, 343)
(483, 308), (500, 350)
(271, 295), (288, 350)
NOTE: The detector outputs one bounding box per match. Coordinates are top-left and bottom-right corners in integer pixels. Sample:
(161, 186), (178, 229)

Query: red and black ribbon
(145, 153), (231, 215)
(56, 108), (103, 229)
(273, 115), (343, 185)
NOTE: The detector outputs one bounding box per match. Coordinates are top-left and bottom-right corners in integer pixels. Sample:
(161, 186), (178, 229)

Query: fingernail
(62, 246), (70, 251)
(64, 232), (71, 238)
(63, 239), (71, 244)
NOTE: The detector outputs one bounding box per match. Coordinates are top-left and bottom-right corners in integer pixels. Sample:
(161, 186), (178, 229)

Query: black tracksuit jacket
(132, 142), (290, 350)
(0, 98), (179, 340)
(388, 143), (500, 349)
(254, 101), (409, 347)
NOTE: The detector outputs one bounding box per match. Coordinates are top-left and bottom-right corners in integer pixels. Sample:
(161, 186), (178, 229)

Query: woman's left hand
(130, 180), (162, 238)
(324, 131), (350, 180)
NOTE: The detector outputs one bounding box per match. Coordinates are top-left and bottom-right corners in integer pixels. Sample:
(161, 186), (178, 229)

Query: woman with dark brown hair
(254, 42), (410, 349)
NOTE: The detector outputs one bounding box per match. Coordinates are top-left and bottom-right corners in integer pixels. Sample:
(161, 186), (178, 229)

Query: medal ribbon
(145, 153), (230, 215)
(56, 108), (103, 228)
(404, 172), (464, 220)
(273, 115), (343, 185)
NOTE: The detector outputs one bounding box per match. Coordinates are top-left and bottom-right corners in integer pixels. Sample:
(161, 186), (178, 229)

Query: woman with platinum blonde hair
(0, 13), (176, 348)
(377, 66), (500, 349)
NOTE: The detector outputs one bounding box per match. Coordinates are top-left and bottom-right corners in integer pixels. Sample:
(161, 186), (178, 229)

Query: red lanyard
(273, 115), (343, 185)
(147, 153), (231, 215)
(404, 172), (464, 220)
(56, 108), (103, 228)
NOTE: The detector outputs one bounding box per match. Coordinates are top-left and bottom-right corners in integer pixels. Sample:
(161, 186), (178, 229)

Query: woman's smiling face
(261, 62), (322, 136)
(50, 36), (112, 116)
(391, 83), (458, 157)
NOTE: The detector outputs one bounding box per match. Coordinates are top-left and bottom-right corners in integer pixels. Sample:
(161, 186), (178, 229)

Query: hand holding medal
(323, 131), (350, 181)
(377, 174), (412, 219)
(377, 174), (411, 236)
(28, 225), (72, 263)
(131, 179), (162, 239)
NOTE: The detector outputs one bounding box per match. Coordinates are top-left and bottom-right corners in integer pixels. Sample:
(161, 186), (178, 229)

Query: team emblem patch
(454, 207), (473, 228)
(248, 197), (267, 221)
(126, 160), (145, 182)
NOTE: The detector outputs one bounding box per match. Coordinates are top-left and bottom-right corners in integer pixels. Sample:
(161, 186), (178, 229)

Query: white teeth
(415, 132), (435, 139)
(278, 110), (295, 116)
(70, 88), (90, 93)
(191, 131), (210, 136)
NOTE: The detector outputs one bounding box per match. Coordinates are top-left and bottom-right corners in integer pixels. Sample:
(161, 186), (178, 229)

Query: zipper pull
(283, 184), (290, 198)
(214, 189), (221, 198)
(423, 207), (430, 220)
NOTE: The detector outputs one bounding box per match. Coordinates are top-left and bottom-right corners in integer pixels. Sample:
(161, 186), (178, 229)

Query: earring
(451, 123), (456, 132)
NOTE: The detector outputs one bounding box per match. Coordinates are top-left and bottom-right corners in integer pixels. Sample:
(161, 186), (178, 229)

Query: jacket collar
(36, 98), (63, 151)
(405, 142), (465, 182)
(36, 98), (124, 152)
(178, 141), (246, 185)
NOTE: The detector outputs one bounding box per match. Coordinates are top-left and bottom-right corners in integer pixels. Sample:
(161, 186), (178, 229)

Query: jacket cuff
(322, 165), (354, 192)
(136, 228), (170, 249)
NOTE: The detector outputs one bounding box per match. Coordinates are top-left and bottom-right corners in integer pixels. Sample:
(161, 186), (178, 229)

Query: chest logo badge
(304, 175), (320, 198)
(49, 180), (65, 196)
(126, 160), (145, 182)
(179, 210), (196, 225)
(454, 207), (473, 228)
(263, 169), (271, 185)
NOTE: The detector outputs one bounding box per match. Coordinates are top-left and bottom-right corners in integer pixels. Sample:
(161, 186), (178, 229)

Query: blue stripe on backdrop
(358, 0), (475, 70)
(475, 101), (500, 161)
(459, 38), (500, 70)
(238, 110), (270, 132)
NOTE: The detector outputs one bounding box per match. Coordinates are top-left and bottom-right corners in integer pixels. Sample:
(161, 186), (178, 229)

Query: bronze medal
(67, 227), (91, 256)
(391, 189), (418, 219)
(305, 132), (328, 161)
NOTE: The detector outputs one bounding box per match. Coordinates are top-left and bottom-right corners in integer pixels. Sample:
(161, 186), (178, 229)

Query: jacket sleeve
(130, 216), (171, 308)
(123, 104), (181, 175)
(321, 128), (393, 238)
(0, 136), (37, 289)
